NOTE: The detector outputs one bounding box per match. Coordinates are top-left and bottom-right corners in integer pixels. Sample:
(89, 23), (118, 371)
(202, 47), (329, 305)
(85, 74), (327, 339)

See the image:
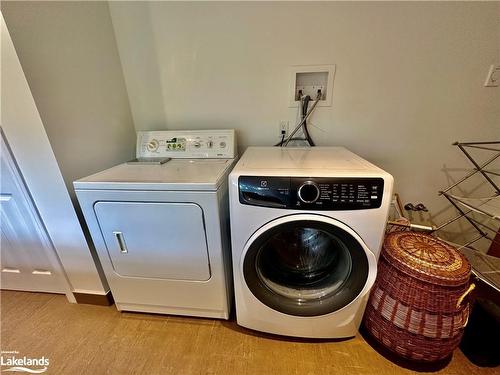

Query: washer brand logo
(1, 351), (49, 373)
(260, 180), (268, 187)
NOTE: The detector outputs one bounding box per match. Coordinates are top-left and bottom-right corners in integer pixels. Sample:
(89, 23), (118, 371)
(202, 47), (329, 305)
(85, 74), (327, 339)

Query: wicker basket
(363, 231), (473, 362)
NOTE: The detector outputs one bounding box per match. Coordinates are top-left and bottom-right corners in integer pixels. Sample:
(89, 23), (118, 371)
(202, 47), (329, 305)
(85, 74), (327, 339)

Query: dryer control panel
(137, 129), (236, 159)
(238, 176), (384, 210)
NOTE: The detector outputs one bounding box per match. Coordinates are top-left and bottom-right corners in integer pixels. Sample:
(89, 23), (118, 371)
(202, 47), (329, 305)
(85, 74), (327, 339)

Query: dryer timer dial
(146, 139), (159, 152)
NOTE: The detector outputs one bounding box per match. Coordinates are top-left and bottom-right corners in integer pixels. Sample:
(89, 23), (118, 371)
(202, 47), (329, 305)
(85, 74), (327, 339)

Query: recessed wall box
(289, 65), (336, 107)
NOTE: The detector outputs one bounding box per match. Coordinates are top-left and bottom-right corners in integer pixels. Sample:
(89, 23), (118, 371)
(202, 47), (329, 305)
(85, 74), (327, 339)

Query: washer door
(242, 214), (372, 317)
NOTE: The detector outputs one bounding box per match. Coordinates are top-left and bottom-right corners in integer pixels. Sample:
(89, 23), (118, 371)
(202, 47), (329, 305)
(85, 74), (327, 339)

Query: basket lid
(382, 232), (471, 287)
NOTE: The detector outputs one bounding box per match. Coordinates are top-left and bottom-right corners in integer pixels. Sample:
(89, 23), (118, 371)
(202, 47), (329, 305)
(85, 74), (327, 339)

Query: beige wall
(2, 1), (137, 293)
(109, 1), (500, 246)
(1, 12), (107, 295)
(2, 1), (136, 198)
(2, 2), (499, 251)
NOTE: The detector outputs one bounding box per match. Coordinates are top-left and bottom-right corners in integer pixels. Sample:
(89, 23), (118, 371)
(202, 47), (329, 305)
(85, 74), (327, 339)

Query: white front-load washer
(75, 130), (237, 319)
(229, 147), (393, 338)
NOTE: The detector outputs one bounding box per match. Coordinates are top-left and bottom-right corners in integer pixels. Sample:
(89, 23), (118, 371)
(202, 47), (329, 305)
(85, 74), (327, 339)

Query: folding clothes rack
(435, 141), (500, 248)
(433, 141), (500, 294)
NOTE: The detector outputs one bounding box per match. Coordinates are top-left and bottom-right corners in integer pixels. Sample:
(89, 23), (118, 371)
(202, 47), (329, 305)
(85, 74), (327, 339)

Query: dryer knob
(147, 139), (159, 152)
(298, 181), (320, 204)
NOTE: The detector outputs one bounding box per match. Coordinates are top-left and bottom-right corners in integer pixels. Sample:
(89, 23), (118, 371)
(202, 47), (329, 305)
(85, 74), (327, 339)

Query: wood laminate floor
(0, 291), (496, 374)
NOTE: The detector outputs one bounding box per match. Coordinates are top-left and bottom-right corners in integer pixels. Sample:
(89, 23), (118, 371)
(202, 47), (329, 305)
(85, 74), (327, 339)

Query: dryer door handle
(113, 231), (128, 254)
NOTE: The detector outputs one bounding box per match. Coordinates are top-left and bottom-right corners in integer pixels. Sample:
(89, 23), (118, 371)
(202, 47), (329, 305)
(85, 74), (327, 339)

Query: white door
(94, 201), (211, 281)
(0, 133), (67, 293)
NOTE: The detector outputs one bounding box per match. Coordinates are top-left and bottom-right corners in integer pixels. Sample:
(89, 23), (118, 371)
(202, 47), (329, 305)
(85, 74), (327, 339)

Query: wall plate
(484, 64), (500, 87)
(288, 65), (336, 107)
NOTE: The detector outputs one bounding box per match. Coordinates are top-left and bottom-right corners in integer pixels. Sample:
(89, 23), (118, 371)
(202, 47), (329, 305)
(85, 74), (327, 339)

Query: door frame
(1, 130), (75, 301)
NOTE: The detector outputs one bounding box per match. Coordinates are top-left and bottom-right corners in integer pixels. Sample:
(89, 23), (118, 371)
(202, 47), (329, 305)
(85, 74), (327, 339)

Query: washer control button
(298, 181), (320, 203)
(219, 141), (226, 148)
(194, 142), (201, 148)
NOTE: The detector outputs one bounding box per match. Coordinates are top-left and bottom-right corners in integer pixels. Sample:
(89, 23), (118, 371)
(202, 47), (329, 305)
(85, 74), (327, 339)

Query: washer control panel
(137, 129), (236, 159)
(239, 176), (384, 210)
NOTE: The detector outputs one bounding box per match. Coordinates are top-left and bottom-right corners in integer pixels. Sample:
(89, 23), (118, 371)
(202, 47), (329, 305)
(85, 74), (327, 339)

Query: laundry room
(1, 1), (499, 374)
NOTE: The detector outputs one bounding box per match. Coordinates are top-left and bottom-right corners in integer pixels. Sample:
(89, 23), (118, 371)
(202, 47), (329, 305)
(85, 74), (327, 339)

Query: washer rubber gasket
(243, 220), (369, 317)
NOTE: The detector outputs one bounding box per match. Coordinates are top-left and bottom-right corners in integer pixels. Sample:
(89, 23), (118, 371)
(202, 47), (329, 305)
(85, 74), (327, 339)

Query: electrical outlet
(278, 120), (289, 138)
(484, 64), (500, 87)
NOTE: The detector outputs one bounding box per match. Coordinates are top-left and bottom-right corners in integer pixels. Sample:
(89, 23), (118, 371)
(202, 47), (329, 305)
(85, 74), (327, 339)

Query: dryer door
(242, 214), (375, 317)
(94, 201), (210, 281)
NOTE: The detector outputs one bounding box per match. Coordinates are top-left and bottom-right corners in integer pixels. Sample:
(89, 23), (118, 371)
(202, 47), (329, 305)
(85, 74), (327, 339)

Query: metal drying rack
(388, 141), (500, 295)
(435, 141), (500, 249)
(435, 141), (500, 296)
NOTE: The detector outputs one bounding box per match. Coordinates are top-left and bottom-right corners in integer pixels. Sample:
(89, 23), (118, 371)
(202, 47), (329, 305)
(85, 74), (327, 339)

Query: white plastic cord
(282, 92), (321, 147)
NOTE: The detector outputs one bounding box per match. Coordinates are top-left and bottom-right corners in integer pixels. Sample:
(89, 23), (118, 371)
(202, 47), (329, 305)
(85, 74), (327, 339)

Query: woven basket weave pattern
(383, 233), (470, 286)
(363, 232), (471, 362)
(376, 258), (469, 313)
(369, 283), (469, 339)
(365, 304), (465, 361)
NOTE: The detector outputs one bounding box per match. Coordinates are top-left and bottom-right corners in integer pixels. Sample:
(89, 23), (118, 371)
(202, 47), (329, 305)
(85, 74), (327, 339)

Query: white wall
(1, 13), (107, 295)
(110, 1), (500, 246)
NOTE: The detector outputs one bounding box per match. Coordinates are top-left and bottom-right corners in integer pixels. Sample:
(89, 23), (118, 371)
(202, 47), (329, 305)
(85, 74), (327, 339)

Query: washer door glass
(243, 219), (369, 317)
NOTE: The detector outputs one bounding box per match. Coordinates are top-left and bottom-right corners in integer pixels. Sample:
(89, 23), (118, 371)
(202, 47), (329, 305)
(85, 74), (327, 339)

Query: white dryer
(75, 130), (236, 319)
(229, 147), (393, 338)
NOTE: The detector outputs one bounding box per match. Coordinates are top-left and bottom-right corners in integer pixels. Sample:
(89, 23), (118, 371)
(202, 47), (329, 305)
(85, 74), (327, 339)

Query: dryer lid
(74, 158), (234, 191)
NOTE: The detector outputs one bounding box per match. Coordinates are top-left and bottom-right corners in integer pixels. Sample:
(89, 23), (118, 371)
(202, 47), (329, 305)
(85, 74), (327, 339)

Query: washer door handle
(113, 231), (128, 254)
